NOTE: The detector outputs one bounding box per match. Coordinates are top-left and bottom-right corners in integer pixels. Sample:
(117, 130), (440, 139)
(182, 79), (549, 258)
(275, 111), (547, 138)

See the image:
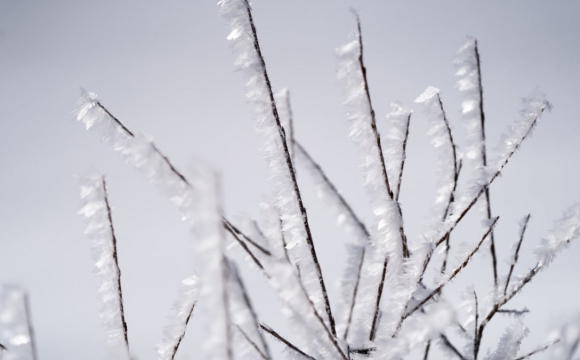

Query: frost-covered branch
(455, 37), (499, 287)
(219, 0), (336, 335)
(0, 287), (38, 360)
(433, 94), (550, 249)
(78, 175), (130, 357)
(157, 275), (201, 360)
(415, 87), (461, 276)
(337, 11), (409, 259)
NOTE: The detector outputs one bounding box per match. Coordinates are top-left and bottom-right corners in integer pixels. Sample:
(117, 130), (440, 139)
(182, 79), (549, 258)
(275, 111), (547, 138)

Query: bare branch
(440, 334), (467, 360)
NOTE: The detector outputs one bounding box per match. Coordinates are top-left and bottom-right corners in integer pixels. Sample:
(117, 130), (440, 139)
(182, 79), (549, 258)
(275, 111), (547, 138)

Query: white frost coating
(157, 274), (201, 360)
(0, 287), (34, 360)
(76, 91), (196, 225)
(455, 38), (484, 165)
(415, 87), (457, 224)
(78, 175), (129, 359)
(534, 201), (580, 269)
(336, 19), (406, 345)
(484, 320), (528, 360)
(384, 102), (412, 195)
(219, 0), (332, 336)
(373, 304), (454, 360)
(188, 168), (231, 360)
(487, 91), (551, 177)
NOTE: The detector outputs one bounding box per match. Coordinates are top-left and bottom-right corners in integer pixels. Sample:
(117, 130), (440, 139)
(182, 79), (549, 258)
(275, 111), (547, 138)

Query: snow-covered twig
(219, 0), (336, 335)
(78, 175), (130, 357)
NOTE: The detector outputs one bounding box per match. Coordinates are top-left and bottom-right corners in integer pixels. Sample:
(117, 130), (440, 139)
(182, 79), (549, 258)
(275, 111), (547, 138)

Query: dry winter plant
(1, 1), (580, 360)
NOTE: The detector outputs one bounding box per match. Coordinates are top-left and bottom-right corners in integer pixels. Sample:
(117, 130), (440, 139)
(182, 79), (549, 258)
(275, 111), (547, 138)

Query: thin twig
(235, 324), (269, 360)
(224, 219), (271, 257)
(496, 308), (530, 315)
(504, 214), (531, 295)
(243, 0), (336, 335)
(440, 334), (467, 360)
(473, 290), (479, 360)
(22, 293), (38, 360)
(260, 323), (315, 360)
(423, 340), (431, 360)
(473, 39), (498, 287)
(224, 222), (267, 272)
(369, 257), (388, 341)
(166, 293), (197, 360)
(395, 113), (412, 202)
(515, 339), (560, 360)
(343, 246), (365, 341)
(102, 177), (130, 353)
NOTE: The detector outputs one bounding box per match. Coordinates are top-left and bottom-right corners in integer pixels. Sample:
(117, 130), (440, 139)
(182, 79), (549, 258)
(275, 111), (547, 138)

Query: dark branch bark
(423, 340), (431, 360)
(369, 257), (388, 341)
(473, 290), (479, 360)
(395, 113), (412, 202)
(473, 39), (498, 287)
(224, 221), (266, 272)
(440, 334), (467, 360)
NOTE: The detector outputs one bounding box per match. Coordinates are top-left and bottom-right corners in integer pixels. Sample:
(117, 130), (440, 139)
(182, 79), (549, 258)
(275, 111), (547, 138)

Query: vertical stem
(474, 39), (498, 287)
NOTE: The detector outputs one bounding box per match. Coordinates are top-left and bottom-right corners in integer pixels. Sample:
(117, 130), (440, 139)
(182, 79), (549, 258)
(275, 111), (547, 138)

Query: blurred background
(1, 0), (579, 359)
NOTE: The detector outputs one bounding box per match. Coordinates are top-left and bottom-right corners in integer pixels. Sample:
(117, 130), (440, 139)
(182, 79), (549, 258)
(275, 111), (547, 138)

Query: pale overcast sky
(1, 1), (580, 359)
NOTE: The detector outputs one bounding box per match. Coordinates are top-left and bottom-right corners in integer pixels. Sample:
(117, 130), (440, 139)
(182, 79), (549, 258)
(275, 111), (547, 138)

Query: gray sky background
(1, 1), (580, 359)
